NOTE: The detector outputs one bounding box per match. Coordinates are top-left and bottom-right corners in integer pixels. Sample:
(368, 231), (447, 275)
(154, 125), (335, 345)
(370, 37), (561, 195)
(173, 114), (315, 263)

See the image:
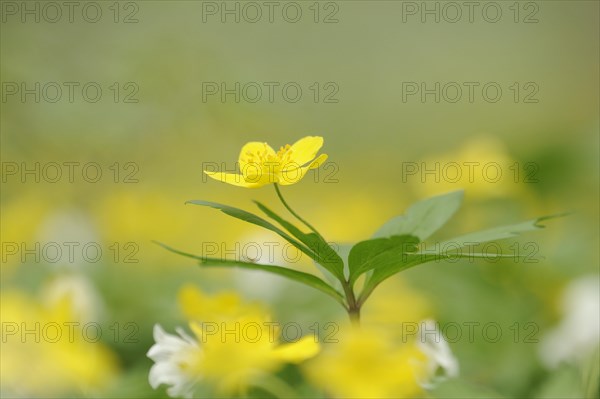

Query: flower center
(245, 143), (294, 167)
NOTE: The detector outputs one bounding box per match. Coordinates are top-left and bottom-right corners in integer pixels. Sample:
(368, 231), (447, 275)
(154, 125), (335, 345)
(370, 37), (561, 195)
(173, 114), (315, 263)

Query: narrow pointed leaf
(420, 214), (563, 251)
(186, 200), (316, 262)
(254, 201), (345, 281)
(155, 241), (345, 307)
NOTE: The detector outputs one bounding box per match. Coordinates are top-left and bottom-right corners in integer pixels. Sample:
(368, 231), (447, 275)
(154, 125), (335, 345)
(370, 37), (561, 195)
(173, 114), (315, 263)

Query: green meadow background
(1, 1), (598, 398)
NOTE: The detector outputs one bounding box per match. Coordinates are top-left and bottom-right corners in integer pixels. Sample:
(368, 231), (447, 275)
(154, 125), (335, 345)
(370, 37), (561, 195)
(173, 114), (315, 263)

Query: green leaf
(348, 235), (419, 285)
(420, 214), (563, 251)
(359, 215), (563, 304)
(359, 252), (439, 304)
(373, 190), (463, 241)
(186, 200), (316, 263)
(254, 201), (345, 281)
(314, 244), (352, 293)
(155, 241), (345, 307)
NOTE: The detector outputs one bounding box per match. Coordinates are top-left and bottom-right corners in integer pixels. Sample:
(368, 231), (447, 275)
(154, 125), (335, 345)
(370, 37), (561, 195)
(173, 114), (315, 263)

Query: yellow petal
(286, 136), (324, 166)
(178, 284), (207, 320)
(273, 336), (320, 363)
(178, 285), (244, 322)
(203, 170), (266, 188)
(238, 142), (276, 170)
(240, 162), (280, 185)
(308, 153), (328, 169)
(278, 153), (328, 185)
(241, 169), (280, 187)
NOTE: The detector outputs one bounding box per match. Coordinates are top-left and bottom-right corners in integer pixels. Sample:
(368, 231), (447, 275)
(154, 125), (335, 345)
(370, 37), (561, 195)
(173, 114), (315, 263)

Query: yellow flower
(178, 283), (267, 322)
(411, 135), (525, 200)
(148, 286), (320, 397)
(304, 327), (428, 399)
(204, 136), (328, 188)
(1, 290), (118, 397)
(361, 278), (433, 333)
(191, 317), (319, 395)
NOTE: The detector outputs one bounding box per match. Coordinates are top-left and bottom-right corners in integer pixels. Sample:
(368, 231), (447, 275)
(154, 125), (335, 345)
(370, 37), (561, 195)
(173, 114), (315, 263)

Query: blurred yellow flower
(204, 136), (328, 188)
(304, 327), (428, 399)
(0, 290), (118, 397)
(178, 284), (267, 322)
(408, 135), (544, 232)
(361, 278), (433, 334)
(192, 317), (319, 394)
(148, 286), (320, 397)
(303, 276), (459, 399)
(411, 136), (527, 199)
(0, 195), (49, 277)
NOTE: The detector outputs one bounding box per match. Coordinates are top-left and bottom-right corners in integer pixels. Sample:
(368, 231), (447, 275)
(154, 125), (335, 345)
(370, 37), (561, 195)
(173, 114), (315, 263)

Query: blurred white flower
(539, 275), (600, 368)
(234, 270), (286, 301)
(35, 209), (100, 270)
(148, 315), (319, 397)
(41, 273), (104, 324)
(417, 319), (460, 388)
(34, 210), (105, 323)
(147, 324), (201, 399)
(233, 232), (287, 301)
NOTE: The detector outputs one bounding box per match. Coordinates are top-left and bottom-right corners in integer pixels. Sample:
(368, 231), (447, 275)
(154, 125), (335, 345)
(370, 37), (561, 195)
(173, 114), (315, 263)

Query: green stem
(357, 284), (376, 308)
(273, 183), (326, 242)
(349, 307), (361, 326)
(342, 281), (361, 326)
(272, 184), (361, 325)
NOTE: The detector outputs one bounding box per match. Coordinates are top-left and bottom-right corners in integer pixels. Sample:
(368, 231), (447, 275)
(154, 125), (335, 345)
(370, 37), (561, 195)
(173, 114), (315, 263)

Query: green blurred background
(1, 1), (598, 398)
